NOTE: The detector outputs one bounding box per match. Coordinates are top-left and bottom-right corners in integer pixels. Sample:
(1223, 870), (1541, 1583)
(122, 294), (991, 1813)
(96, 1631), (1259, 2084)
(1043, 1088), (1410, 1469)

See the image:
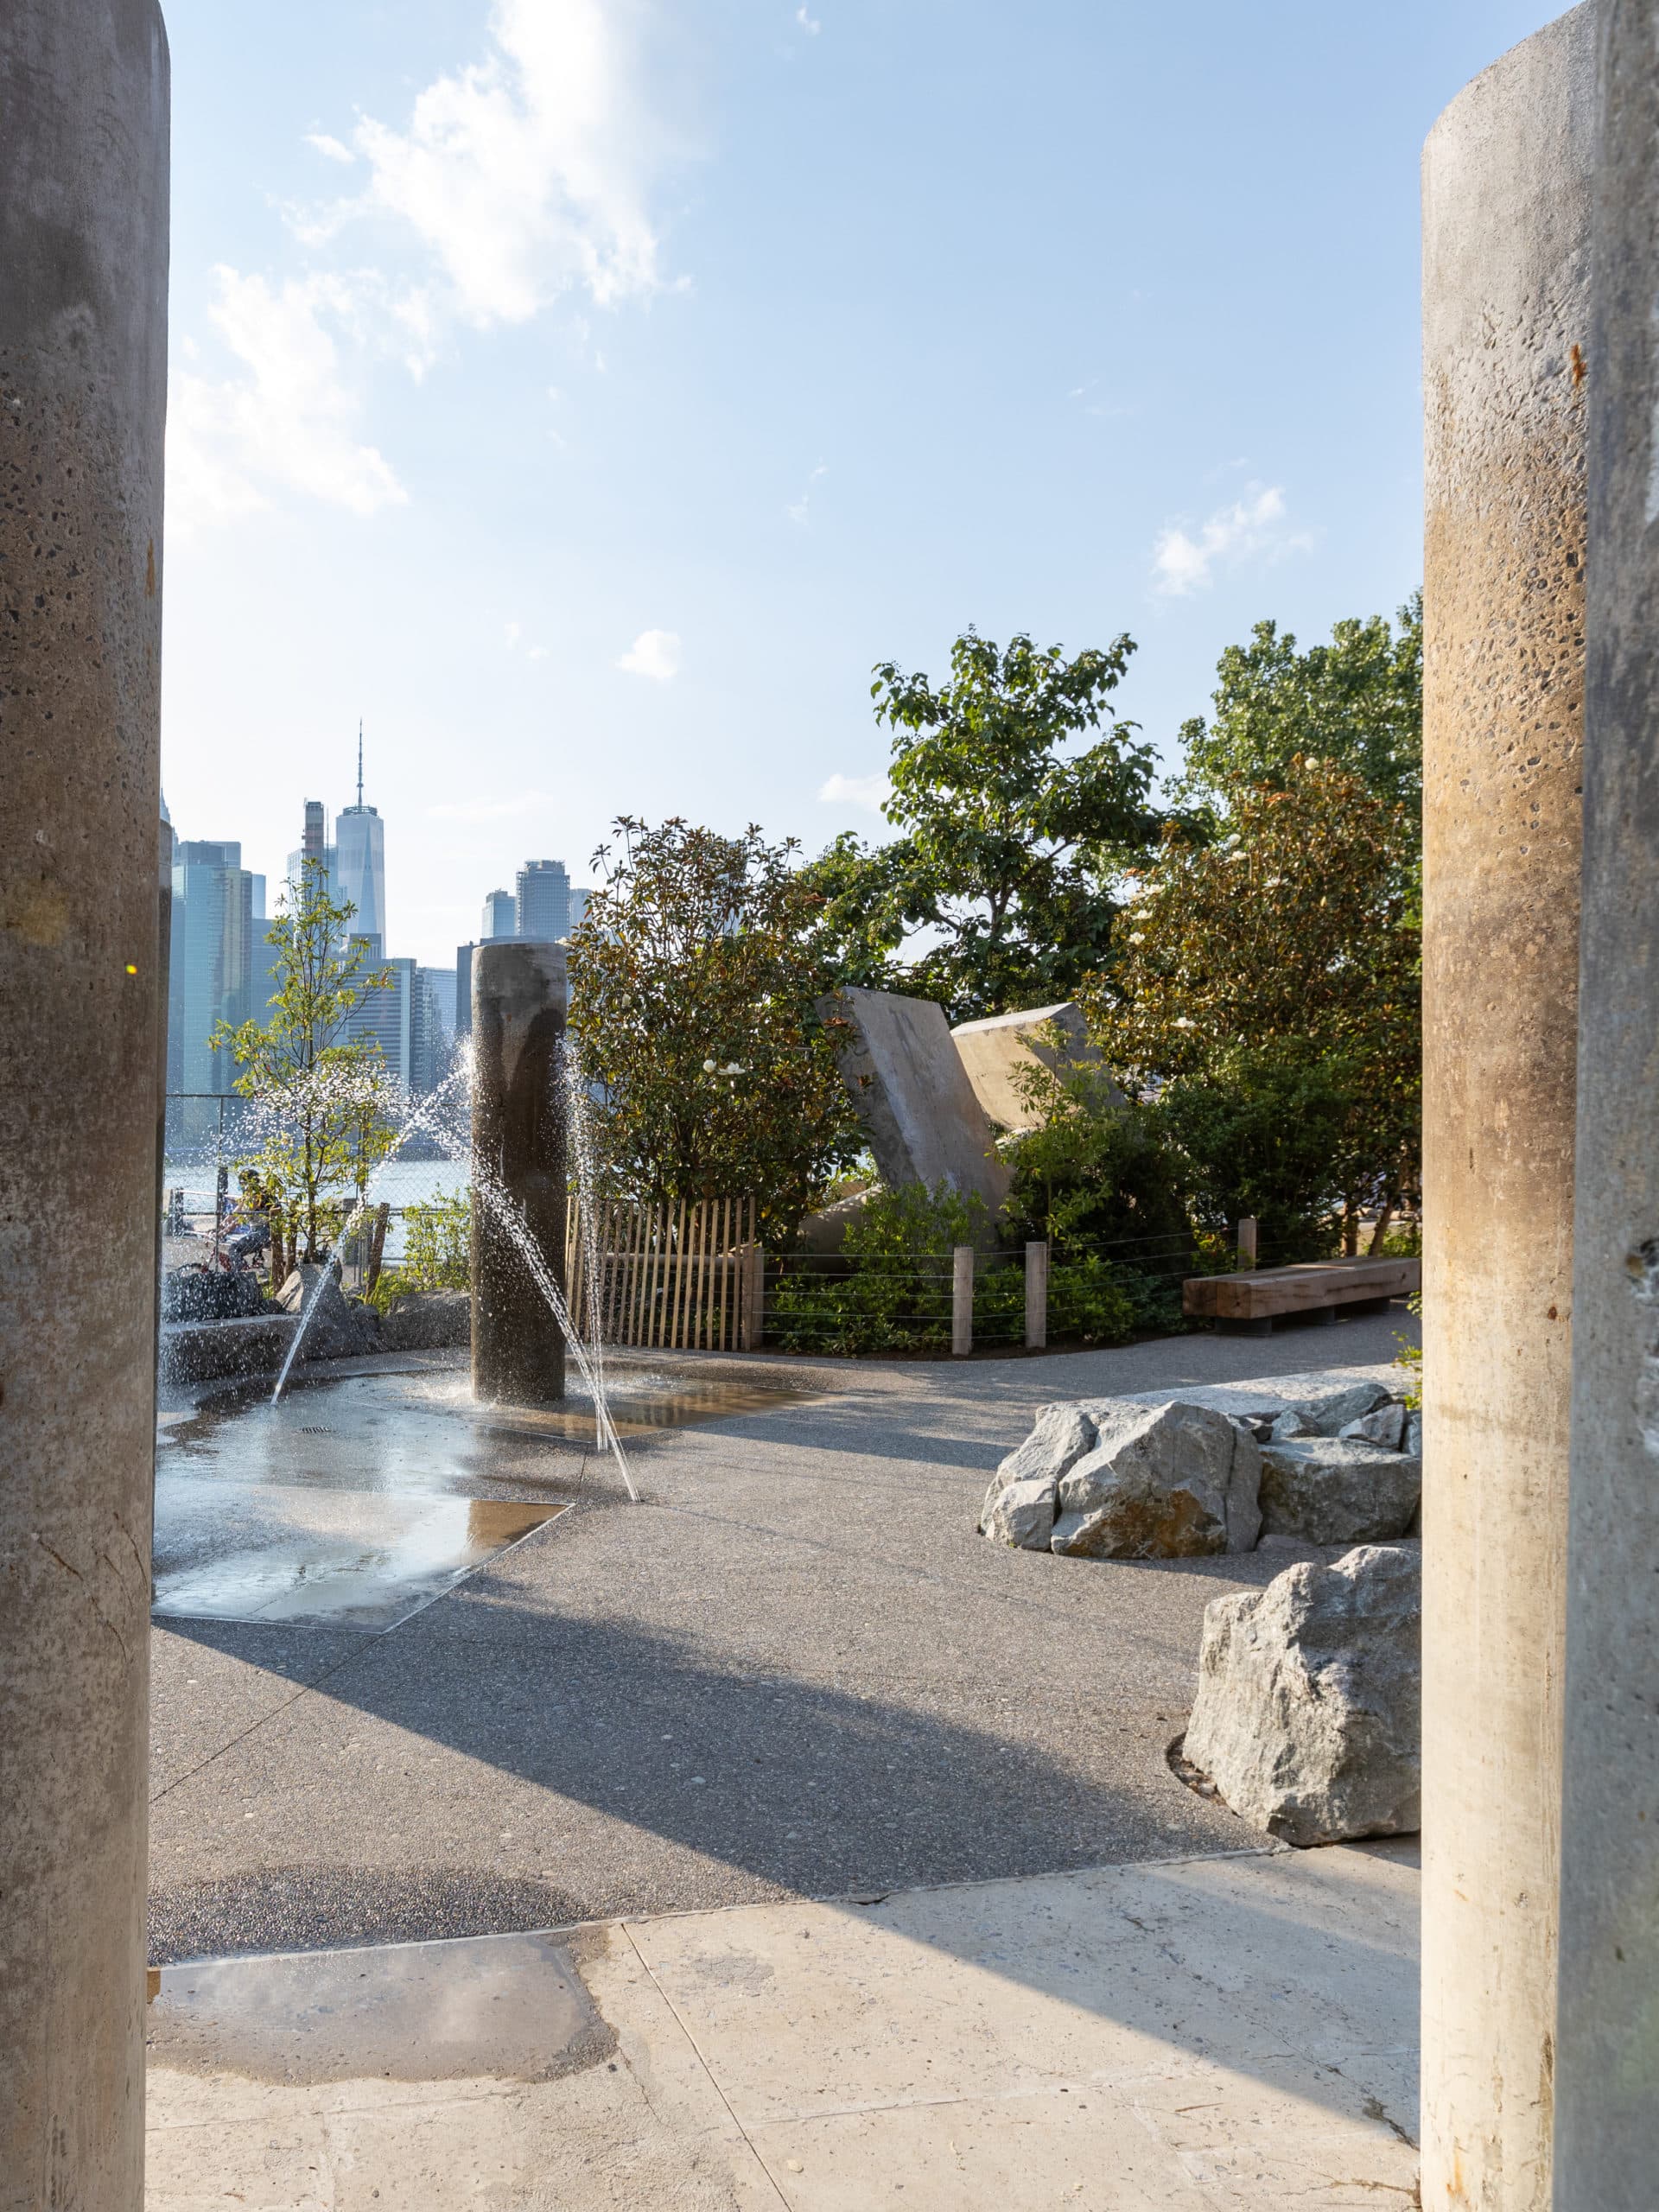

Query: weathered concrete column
(1421, 9), (1592, 2203)
(1554, 7), (1659, 2198)
(0, 7), (170, 2209)
(470, 941), (568, 1404)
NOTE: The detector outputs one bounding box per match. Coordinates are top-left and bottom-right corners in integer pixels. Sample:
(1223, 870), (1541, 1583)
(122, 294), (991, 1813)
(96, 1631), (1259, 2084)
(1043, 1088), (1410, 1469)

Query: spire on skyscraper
(357, 719), (364, 809)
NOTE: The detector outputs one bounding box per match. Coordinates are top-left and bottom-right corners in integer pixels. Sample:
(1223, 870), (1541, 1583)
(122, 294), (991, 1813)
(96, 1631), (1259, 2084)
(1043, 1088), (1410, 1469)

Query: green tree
(804, 628), (1166, 1023)
(1175, 596), (1422, 815)
(1084, 756), (1420, 1256)
(213, 860), (397, 1266)
(567, 818), (858, 1238)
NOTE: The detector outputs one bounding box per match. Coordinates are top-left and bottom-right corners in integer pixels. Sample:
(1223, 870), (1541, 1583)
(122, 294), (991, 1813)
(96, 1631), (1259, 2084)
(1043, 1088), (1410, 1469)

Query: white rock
(982, 1476), (1058, 1552)
(1339, 1402), (1408, 1449)
(1404, 1413), (1423, 1458)
(1183, 1544), (1421, 1847)
(1050, 1402), (1262, 1560)
(980, 1403), (1096, 1531)
(1259, 1437), (1421, 1546)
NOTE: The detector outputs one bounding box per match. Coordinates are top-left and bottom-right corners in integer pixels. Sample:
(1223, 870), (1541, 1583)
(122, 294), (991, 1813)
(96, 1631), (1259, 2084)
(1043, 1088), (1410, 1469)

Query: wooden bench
(1183, 1255), (1421, 1335)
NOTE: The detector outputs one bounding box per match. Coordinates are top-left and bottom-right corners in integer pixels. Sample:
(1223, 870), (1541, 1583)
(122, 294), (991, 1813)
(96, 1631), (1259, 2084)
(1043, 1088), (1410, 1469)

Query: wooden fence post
(1025, 1240), (1048, 1350)
(952, 1245), (974, 1358)
(1236, 1217), (1258, 1271)
(740, 1241), (765, 1351)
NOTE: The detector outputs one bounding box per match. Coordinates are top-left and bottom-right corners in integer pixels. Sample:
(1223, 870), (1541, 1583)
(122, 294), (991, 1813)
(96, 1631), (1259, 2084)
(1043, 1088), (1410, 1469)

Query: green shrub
(368, 1191), (470, 1310)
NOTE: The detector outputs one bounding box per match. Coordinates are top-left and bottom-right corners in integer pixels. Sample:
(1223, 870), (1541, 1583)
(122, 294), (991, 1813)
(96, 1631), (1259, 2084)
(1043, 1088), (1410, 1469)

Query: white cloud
(617, 628), (682, 681)
(167, 268), (408, 533)
(334, 0), (667, 328)
(175, 0), (682, 531)
(426, 791), (556, 822)
(505, 620), (523, 647)
(787, 461), (828, 526)
(818, 772), (890, 812)
(797, 5), (823, 31)
(1151, 483), (1312, 596)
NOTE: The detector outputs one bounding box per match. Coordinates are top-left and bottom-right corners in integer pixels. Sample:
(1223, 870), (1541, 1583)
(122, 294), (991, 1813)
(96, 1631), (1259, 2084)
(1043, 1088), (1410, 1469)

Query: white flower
(720, 1061), (746, 1076)
(1128, 931), (1146, 944)
(1220, 833), (1241, 849)
(702, 1058), (717, 1073)
(1227, 850), (1249, 863)
(1173, 1017), (1197, 1030)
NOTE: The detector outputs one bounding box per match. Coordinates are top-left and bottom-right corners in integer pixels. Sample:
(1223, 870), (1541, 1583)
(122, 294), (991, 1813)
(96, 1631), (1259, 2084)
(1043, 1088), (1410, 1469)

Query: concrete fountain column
(1553, 3), (1659, 2198)
(1421, 7), (1594, 2203)
(470, 940), (568, 1404)
(0, 5), (170, 2209)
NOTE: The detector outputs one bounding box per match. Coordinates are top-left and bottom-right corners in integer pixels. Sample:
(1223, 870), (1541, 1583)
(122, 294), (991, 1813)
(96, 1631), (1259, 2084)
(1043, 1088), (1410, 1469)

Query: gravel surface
(149, 1308), (1416, 1961)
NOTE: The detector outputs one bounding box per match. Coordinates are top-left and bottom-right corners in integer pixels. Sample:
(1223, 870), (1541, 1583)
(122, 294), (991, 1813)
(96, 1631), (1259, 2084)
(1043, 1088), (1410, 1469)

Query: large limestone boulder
(1279, 1380), (1396, 1435)
(379, 1287), (471, 1351)
(1182, 1544), (1421, 1846)
(1050, 1402), (1262, 1559)
(821, 986), (1011, 1220)
(1258, 1436), (1421, 1545)
(982, 1477), (1058, 1552)
(950, 1001), (1101, 1135)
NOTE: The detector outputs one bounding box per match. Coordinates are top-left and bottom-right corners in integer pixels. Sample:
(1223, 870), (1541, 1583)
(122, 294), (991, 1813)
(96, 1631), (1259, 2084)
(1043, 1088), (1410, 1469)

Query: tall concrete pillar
(1554, 5), (1659, 2198)
(1421, 9), (1592, 2202)
(0, 7), (169, 2210)
(470, 940), (568, 1404)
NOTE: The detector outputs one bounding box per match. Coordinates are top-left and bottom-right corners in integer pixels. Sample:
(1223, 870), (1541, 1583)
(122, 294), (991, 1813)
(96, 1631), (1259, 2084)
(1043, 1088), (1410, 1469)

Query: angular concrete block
(823, 988), (1011, 1217)
(950, 1001), (1100, 1134)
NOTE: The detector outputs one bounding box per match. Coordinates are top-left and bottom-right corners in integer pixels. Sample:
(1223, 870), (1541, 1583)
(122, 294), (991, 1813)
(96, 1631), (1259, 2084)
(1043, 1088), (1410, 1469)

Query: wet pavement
(149, 1314), (1420, 1965)
(153, 1363), (810, 1630)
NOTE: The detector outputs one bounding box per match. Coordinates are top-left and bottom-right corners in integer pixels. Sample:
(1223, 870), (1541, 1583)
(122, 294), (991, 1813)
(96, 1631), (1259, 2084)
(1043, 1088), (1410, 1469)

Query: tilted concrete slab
(823, 987), (1011, 1217)
(147, 1841), (1420, 2209)
(950, 1000), (1098, 1134)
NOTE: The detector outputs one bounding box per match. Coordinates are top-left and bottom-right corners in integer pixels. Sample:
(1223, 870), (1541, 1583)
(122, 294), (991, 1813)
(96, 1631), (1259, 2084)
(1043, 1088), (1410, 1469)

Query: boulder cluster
(981, 1374), (1420, 1559)
(980, 1370), (1423, 1847)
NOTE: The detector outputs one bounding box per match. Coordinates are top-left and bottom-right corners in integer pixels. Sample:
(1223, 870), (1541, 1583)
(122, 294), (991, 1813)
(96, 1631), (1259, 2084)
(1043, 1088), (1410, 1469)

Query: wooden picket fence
(563, 1195), (762, 1352)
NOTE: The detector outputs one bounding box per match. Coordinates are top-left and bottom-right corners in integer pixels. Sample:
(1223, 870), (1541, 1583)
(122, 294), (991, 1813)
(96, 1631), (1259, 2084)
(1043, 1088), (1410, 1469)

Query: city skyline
(156, 0), (1556, 971)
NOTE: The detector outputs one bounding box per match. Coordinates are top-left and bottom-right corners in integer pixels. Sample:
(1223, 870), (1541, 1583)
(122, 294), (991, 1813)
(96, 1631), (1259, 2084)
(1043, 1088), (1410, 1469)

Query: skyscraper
(481, 888), (515, 940)
(168, 839), (257, 1112)
(334, 725), (386, 943)
(516, 858), (571, 941)
(285, 798), (334, 905)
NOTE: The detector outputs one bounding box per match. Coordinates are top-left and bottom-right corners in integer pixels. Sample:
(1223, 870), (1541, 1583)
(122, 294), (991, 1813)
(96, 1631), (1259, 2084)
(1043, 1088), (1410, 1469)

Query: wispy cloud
(168, 270), (409, 532)
(617, 628), (682, 681)
(796, 5), (823, 32)
(818, 771), (890, 812)
(787, 461), (828, 526)
(426, 791), (556, 823)
(171, 0), (683, 529)
(1151, 483), (1313, 596)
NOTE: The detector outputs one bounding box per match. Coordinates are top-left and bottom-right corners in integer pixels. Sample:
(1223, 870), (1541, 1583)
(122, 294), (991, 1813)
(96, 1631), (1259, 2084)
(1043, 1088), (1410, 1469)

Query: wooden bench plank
(1184, 1256), (1421, 1321)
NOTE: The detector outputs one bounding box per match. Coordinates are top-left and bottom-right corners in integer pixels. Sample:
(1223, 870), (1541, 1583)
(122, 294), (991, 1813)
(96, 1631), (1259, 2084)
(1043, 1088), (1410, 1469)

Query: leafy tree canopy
(213, 859), (396, 1265)
(568, 817), (858, 1237)
(804, 628), (1166, 1025)
(1174, 595), (1422, 817)
(1082, 756), (1420, 1255)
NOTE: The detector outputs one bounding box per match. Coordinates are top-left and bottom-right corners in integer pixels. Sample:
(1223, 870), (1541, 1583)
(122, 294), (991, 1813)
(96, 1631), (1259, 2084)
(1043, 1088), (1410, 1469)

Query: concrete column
(470, 941), (567, 1404)
(1421, 10), (1593, 2204)
(0, 7), (169, 2209)
(1554, 6), (1659, 2197)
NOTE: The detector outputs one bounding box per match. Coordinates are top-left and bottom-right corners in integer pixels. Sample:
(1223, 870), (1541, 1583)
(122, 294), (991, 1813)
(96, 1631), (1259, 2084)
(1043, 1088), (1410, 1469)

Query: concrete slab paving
(147, 1840), (1420, 2210)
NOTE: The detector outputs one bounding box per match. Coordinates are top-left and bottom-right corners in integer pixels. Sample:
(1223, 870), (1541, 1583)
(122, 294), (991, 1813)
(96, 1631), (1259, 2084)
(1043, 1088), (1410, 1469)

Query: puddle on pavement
(152, 1493), (562, 1631)
(160, 1367), (811, 1498)
(146, 1928), (612, 2083)
(152, 1366), (808, 1630)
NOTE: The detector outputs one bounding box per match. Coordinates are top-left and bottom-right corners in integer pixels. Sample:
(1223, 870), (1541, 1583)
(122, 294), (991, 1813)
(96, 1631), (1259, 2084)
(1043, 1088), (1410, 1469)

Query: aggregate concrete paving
(149, 1310), (1416, 1965)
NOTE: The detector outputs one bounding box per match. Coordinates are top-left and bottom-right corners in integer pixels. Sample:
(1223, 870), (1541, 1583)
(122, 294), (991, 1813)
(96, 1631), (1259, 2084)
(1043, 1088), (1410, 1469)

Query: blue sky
(161, 0), (1556, 969)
